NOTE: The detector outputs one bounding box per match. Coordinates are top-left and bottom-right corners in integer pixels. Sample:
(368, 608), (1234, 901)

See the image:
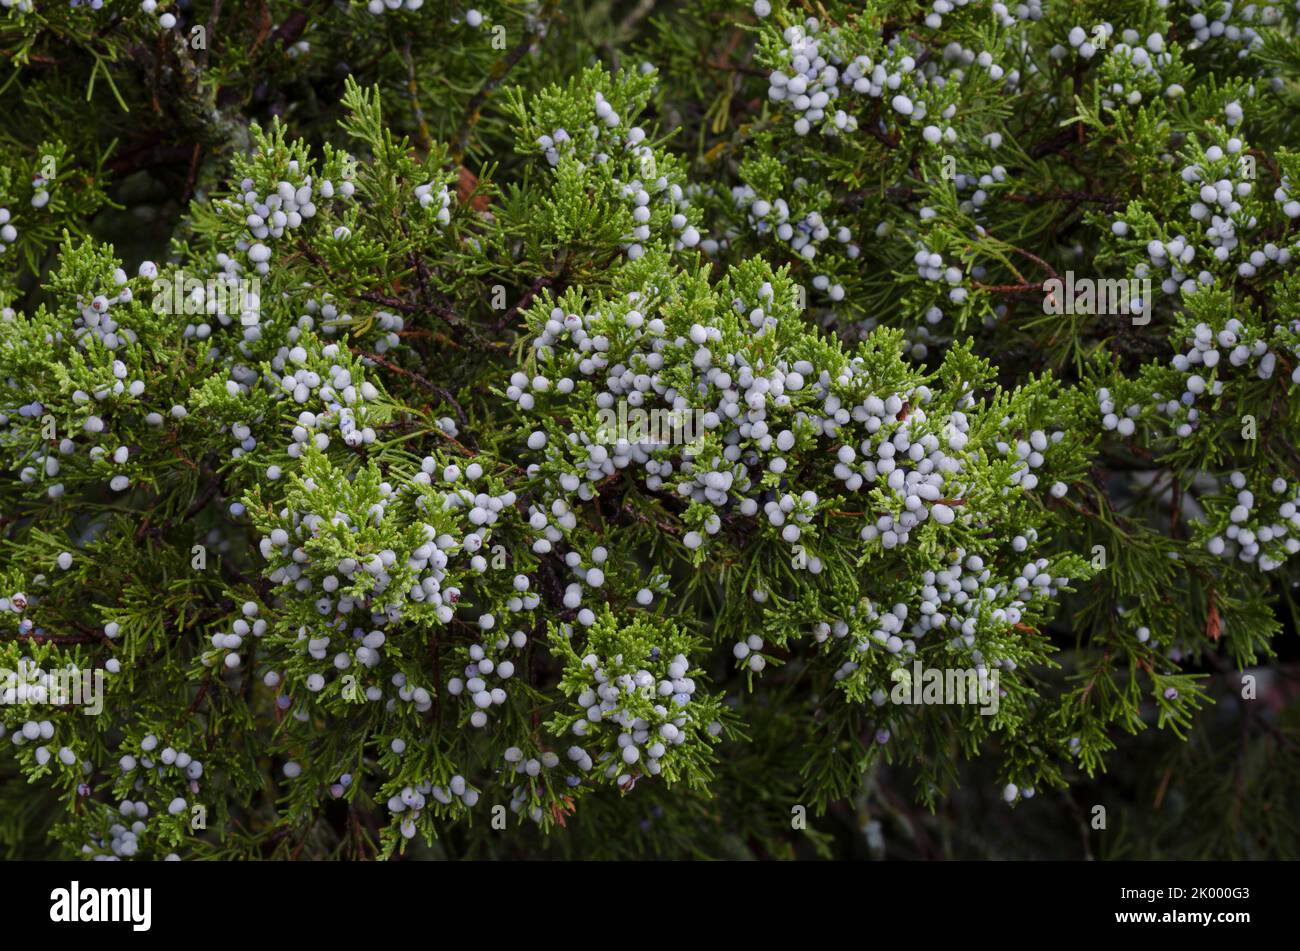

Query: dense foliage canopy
(1, 0), (1297, 860)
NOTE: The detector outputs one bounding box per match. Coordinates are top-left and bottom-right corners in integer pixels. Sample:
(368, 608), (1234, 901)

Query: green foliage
(0, 0), (1297, 860)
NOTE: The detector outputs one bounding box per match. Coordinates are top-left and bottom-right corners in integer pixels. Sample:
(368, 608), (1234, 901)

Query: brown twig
(402, 39), (432, 155)
(451, 0), (560, 161)
(184, 469), (225, 520)
(1004, 190), (1122, 208)
(350, 348), (474, 442)
(182, 142), (203, 205)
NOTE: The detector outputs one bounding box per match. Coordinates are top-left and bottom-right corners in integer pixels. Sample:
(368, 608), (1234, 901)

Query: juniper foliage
(0, 0), (1298, 860)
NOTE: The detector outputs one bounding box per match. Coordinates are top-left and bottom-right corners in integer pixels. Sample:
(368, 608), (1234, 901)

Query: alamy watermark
(890, 662), (1001, 715)
(1042, 271), (1151, 325)
(595, 401), (706, 455)
(50, 881), (151, 931)
(1, 663), (104, 715)
(152, 270), (262, 324)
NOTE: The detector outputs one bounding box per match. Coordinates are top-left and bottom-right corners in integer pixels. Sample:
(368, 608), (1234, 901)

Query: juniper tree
(0, 0), (1297, 860)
